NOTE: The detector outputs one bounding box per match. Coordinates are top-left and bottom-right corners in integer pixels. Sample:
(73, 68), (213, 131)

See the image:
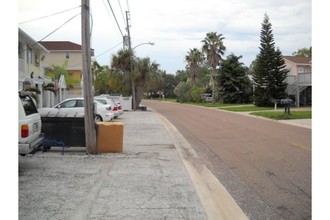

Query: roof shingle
(39, 41), (83, 51)
(283, 56), (311, 64)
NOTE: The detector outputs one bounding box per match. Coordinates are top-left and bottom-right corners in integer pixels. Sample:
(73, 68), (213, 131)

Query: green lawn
(218, 105), (273, 112)
(158, 99), (312, 120)
(250, 111), (311, 120)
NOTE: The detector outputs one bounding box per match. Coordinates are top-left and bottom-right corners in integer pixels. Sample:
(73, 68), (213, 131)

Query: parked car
(201, 93), (212, 103)
(18, 91), (44, 155)
(38, 98), (114, 122)
(94, 96), (123, 118)
(115, 101), (123, 115)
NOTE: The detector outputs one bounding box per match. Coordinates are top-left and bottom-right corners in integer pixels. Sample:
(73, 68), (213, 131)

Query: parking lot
(19, 111), (207, 220)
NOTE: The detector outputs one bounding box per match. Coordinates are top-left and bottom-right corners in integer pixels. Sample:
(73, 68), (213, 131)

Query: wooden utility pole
(126, 11), (136, 110)
(81, 0), (96, 154)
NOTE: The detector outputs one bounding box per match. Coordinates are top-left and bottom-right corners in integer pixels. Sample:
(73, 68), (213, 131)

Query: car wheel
(94, 115), (103, 122)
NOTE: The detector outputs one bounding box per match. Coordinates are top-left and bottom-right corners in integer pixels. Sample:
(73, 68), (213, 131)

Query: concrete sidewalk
(19, 111), (249, 220)
(236, 111), (311, 129)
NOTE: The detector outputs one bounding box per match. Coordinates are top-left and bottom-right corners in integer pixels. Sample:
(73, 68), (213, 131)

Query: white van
(18, 91), (44, 155)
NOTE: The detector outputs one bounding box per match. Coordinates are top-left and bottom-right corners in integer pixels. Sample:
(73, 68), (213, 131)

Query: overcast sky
(18, 0), (311, 74)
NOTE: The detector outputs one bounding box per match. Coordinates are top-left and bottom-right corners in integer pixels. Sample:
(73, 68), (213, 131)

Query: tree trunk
(212, 68), (216, 103)
(135, 80), (145, 109)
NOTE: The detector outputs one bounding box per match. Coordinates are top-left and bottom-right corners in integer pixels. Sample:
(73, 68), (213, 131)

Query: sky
(17, 0), (311, 74)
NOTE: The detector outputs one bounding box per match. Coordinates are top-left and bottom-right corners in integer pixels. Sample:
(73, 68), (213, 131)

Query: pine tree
(252, 14), (289, 106)
(218, 54), (251, 103)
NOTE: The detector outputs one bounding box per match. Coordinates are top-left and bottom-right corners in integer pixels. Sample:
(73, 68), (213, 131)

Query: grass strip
(250, 111), (311, 120)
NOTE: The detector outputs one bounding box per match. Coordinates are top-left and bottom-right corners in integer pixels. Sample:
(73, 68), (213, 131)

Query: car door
(56, 99), (85, 117)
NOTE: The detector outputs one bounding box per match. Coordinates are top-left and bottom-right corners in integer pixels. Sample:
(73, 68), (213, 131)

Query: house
(283, 56), (312, 107)
(18, 28), (50, 108)
(39, 41), (94, 100)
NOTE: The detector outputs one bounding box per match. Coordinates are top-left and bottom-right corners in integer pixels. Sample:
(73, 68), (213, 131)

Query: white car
(19, 91), (44, 155)
(38, 98), (114, 122)
(115, 101), (123, 115)
(94, 96), (122, 118)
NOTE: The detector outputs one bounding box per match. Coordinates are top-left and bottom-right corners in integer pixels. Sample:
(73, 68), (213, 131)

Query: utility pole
(82, 0), (97, 154)
(126, 10), (136, 110)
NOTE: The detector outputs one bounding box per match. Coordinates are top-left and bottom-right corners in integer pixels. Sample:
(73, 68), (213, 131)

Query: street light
(130, 42), (155, 110)
(132, 42), (155, 50)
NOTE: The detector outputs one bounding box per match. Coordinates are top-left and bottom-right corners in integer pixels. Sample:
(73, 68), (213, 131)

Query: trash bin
(41, 117), (85, 146)
(96, 122), (124, 153)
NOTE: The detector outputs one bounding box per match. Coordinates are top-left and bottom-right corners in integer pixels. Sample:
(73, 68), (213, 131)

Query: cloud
(18, 0), (311, 74)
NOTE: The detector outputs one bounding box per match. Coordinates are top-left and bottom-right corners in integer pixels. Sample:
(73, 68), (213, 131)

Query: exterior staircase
(286, 72), (311, 107)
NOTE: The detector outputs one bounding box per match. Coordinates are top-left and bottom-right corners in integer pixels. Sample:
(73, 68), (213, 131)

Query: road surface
(142, 100), (311, 220)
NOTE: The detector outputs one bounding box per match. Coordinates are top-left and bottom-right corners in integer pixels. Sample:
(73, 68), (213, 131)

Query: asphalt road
(142, 100), (311, 220)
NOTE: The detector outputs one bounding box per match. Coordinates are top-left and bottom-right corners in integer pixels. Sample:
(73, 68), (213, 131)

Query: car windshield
(95, 99), (107, 105)
(57, 100), (78, 108)
(108, 98), (117, 106)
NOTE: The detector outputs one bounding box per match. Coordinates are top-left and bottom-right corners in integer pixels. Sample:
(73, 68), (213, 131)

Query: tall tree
(92, 62), (111, 95)
(201, 32), (226, 103)
(252, 14), (288, 106)
(44, 63), (80, 101)
(145, 69), (165, 98)
(292, 47), (312, 57)
(111, 49), (133, 74)
(163, 73), (179, 98)
(111, 48), (133, 95)
(218, 54), (251, 103)
(133, 57), (160, 109)
(185, 48), (204, 85)
(175, 70), (189, 82)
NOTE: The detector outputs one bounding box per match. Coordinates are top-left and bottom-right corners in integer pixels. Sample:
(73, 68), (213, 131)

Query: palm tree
(185, 48), (204, 85)
(111, 48), (134, 97)
(134, 57), (159, 109)
(201, 32), (226, 102)
(111, 49), (133, 74)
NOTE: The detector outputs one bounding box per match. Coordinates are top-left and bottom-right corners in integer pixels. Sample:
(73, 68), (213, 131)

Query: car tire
(94, 115), (103, 122)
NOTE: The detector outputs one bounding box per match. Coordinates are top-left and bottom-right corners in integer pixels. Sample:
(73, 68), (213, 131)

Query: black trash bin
(41, 117), (86, 147)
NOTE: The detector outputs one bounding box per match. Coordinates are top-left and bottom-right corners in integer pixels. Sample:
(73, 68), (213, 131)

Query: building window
(298, 67), (304, 73)
(27, 46), (33, 64)
(35, 50), (40, 66)
(65, 52), (70, 59)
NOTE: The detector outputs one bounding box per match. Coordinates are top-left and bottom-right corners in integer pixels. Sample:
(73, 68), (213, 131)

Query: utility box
(96, 122), (124, 153)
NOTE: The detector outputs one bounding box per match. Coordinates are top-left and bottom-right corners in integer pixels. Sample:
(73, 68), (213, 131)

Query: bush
(191, 86), (204, 102)
(174, 81), (192, 102)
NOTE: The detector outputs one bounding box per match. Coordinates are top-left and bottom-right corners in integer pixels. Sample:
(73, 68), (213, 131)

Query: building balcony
(286, 72), (311, 86)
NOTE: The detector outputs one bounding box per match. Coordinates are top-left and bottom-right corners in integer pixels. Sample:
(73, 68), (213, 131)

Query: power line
(95, 41), (123, 58)
(101, 0), (122, 39)
(118, 0), (126, 25)
(37, 13), (81, 42)
(19, 12), (81, 56)
(106, 0), (124, 37)
(65, 41), (123, 69)
(19, 5), (81, 24)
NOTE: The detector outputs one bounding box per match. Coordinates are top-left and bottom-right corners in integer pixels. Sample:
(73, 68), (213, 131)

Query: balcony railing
(286, 72), (311, 85)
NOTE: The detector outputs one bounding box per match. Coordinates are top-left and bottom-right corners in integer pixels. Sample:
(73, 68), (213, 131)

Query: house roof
(283, 56), (311, 64)
(39, 41), (94, 52)
(19, 28), (49, 53)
